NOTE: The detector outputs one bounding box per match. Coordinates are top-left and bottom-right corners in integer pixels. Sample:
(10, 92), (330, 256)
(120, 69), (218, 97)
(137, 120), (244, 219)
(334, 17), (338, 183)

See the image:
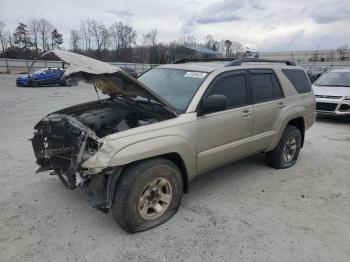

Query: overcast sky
(0, 0), (349, 51)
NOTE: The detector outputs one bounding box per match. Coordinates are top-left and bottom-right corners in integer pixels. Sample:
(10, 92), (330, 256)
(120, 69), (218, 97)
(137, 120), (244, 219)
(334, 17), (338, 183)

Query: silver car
(313, 68), (350, 115)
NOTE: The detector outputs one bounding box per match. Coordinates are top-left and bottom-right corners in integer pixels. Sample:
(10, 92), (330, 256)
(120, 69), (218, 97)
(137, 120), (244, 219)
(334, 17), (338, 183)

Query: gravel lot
(0, 74), (349, 262)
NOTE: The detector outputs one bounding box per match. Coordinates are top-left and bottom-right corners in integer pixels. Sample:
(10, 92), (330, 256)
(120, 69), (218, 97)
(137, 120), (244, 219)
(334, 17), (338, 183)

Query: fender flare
(107, 135), (196, 180)
(267, 106), (306, 151)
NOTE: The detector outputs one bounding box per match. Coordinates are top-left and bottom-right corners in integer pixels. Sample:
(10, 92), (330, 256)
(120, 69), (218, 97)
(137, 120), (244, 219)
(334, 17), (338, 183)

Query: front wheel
(265, 125), (302, 169)
(32, 80), (40, 87)
(112, 158), (183, 233)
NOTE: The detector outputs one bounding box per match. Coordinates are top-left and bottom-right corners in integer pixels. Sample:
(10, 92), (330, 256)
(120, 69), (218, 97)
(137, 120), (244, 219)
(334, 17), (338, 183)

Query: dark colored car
(120, 67), (138, 78)
(16, 67), (76, 87)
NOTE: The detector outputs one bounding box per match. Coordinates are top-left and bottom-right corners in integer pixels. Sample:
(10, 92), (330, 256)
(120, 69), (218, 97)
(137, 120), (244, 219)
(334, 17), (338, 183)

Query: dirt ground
(0, 74), (349, 262)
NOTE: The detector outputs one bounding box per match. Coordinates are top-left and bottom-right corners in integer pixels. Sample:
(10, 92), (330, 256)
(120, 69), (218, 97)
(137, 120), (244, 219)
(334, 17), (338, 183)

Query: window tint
(250, 70), (284, 103)
(282, 69), (311, 93)
(271, 74), (283, 98)
(207, 74), (246, 108)
(250, 73), (274, 103)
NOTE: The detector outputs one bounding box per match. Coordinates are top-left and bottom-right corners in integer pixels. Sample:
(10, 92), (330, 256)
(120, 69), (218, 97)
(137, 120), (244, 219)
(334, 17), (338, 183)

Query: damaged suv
(31, 52), (316, 233)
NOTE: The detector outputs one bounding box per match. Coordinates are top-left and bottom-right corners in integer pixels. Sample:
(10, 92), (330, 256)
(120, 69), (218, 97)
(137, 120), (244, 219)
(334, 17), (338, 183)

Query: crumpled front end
(31, 114), (102, 189)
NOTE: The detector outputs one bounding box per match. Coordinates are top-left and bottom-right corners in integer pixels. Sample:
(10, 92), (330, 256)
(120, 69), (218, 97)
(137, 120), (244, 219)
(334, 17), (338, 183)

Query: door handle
(277, 102), (286, 109)
(241, 109), (252, 117)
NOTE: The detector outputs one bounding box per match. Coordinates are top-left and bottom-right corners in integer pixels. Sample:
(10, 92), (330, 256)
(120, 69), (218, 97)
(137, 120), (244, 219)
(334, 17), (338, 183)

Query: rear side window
(249, 69), (284, 103)
(282, 69), (311, 93)
(271, 74), (283, 98)
(207, 74), (247, 108)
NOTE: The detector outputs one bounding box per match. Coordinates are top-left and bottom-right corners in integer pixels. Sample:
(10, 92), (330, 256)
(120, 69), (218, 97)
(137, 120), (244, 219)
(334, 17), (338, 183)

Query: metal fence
(0, 58), (158, 74)
(2, 58), (350, 75)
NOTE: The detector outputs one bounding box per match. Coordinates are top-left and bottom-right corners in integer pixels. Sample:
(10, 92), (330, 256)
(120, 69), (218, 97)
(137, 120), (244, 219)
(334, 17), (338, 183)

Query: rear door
(196, 70), (255, 173)
(51, 69), (62, 84)
(248, 69), (287, 151)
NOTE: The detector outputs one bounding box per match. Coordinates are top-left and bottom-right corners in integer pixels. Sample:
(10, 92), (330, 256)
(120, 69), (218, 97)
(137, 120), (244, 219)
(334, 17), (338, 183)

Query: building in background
(260, 49), (350, 62)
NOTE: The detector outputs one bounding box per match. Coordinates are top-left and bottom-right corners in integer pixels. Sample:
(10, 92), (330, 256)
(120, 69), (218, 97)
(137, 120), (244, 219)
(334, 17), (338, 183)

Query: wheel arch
(287, 117), (305, 147)
(268, 109), (306, 151)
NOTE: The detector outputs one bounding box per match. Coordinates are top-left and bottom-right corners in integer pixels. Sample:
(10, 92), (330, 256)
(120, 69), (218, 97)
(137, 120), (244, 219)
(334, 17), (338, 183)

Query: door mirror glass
(199, 95), (228, 115)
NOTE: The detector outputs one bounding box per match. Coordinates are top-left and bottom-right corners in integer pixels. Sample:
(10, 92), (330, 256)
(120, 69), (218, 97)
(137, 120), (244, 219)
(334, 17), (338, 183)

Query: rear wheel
(112, 158), (183, 233)
(265, 125), (302, 169)
(65, 77), (73, 87)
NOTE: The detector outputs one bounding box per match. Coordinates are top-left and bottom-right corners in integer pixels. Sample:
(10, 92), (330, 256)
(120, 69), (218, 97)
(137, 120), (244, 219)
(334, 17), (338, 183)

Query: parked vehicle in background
(120, 66), (138, 78)
(313, 68), (350, 116)
(16, 67), (77, 87)
(306, 66), (330, 83)
(31, 51), (316, 233)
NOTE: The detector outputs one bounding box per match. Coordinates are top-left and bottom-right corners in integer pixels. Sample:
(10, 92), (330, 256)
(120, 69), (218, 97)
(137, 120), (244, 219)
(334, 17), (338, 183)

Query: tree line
(0, 19), (63, 59)
(0, 18), (246, 63)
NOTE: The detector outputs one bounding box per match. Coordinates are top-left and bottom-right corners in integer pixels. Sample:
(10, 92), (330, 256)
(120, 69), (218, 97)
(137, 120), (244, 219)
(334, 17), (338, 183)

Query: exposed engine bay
(31, 98), (173, 194)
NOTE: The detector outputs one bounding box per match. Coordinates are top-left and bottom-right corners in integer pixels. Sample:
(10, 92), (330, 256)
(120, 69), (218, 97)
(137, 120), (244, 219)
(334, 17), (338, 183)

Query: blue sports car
(16, 67), (76, 87)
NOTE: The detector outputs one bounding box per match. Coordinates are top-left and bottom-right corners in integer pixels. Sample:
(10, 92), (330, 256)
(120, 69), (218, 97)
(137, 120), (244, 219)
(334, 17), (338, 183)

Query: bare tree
(70, 30), (81, 52)
(179, 35), (197, 48)
(38, 19), (53, 51)
(89, 19), (109, 53)
(80, 19), (92, 51)
(231, 41), (244, 56)
(0, 21), (6, 54)
(7, 31), (13, 51)
(29, 18), (40, 55)
(203, 35), (217, 50)
(110, 22), (136, 50)
(143, 29), (158, 47)
(337, 45), (348, 61)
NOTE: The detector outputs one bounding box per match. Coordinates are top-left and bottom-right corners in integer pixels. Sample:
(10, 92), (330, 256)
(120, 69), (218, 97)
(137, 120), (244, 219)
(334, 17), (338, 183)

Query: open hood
(40, 51), (177, 115)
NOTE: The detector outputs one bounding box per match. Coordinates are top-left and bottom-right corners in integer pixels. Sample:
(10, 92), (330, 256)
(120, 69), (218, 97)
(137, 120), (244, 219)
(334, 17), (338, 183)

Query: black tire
(32, 80), (40, 87)
(265, 125), (302, 169)
(65, 77), (73, 87)
(112, 158), (183, 233)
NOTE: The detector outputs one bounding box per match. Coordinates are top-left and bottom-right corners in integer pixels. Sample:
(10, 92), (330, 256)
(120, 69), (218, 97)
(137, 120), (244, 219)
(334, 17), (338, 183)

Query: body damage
(30, 50), (184, 210)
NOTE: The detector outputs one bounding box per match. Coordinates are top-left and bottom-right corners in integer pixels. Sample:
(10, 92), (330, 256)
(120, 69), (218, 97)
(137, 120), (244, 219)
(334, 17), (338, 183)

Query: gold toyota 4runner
(31, 51), (316, 233)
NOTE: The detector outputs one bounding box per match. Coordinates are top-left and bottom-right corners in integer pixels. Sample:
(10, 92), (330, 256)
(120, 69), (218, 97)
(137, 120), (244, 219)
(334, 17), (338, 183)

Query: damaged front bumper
(31, 114), (123, 211)
(31, 114), (101, 185)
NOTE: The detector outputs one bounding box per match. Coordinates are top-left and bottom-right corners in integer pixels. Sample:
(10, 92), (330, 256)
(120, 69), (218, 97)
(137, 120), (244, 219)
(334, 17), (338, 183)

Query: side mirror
(199, 95), (228, 115)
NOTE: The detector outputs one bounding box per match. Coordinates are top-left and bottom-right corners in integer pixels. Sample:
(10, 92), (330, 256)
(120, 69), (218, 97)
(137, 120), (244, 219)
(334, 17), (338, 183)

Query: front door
(196, 70), (254, 173)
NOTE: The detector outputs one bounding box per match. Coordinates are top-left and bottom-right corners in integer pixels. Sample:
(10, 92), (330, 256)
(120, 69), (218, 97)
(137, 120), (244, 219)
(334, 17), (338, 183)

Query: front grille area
(316, 102), (337, 111)
(339, 104), (350, 111)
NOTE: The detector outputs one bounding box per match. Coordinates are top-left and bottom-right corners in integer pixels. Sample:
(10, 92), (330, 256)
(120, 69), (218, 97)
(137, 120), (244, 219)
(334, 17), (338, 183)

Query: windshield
(138, 68), (208, 112)
(33, 69), (46, 74)
(315, 71), (350, 87)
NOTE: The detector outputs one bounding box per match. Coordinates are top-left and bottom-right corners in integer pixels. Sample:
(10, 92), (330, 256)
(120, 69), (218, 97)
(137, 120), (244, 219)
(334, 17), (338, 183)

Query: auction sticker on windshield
(184, 72), (207, 78)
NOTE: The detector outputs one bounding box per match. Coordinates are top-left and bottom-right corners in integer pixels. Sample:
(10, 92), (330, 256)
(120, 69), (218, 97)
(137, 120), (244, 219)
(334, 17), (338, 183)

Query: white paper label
(184, 72), (207, 78)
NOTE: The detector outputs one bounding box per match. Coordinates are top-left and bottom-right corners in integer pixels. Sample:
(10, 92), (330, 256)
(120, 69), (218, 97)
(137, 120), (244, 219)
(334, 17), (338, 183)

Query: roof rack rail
(171, 57), (235, 64)
(226, 58), (296, 66)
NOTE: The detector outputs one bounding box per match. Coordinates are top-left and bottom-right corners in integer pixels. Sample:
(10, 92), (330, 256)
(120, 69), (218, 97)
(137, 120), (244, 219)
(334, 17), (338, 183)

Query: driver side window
(207, 73), (247, 109)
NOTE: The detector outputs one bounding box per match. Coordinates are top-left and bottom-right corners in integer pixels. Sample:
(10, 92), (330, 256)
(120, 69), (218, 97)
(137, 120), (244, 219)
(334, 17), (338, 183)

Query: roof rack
(225, 58), (296, 66)
(171, 57), (235, 64)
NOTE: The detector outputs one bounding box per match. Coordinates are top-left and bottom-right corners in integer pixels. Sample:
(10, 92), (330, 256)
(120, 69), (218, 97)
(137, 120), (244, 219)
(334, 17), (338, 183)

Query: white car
(312, 68), (350, 115)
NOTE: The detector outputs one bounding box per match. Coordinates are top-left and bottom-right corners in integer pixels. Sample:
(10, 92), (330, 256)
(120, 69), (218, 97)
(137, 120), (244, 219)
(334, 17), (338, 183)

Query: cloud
(180, 0), (246, 33)
(196, 15), (241, 24)
(310, 4), (350, 24)
(106, 9), (134, 18)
